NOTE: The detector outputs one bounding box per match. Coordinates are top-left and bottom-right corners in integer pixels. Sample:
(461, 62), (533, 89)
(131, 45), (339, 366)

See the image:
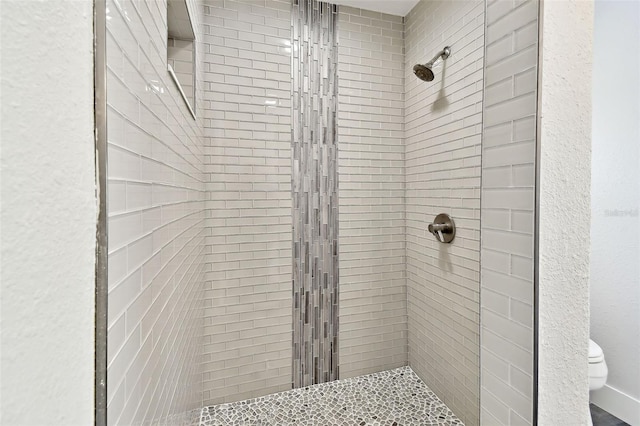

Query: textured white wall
(0, 1), (96, 424)
(337, 6), (407, 380)
(105, 0), (207, 423)
(537, 0), (593, 424)
(590, 1), (640, 423)
(480, 0), (538, 424)
(404, 1), (484, 424)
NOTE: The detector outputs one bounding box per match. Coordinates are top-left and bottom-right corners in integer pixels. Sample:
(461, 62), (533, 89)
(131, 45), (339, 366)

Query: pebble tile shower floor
(199, 367), (464, 425)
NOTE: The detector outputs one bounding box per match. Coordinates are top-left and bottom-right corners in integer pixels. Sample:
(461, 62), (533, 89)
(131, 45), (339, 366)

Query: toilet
(588, 339), (608, 426)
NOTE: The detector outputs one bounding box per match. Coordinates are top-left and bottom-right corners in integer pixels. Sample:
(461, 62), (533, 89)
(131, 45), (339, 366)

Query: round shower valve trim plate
(427, 213), (456, 243)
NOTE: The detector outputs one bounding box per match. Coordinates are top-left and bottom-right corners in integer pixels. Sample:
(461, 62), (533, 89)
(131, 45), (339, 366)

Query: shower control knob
(428, 214), (456, 243)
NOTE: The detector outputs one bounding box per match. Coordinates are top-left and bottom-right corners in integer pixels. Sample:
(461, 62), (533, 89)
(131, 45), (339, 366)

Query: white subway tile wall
(481, 0), (537, 424)
(404, 1), (484, 425)
(337, 6), (408, 379)
(200, 0), (293, 405)
(106, 0), (206, 424)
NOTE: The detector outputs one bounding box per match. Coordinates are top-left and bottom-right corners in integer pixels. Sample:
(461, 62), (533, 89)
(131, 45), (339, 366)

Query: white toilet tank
(589, 339), (608, 391)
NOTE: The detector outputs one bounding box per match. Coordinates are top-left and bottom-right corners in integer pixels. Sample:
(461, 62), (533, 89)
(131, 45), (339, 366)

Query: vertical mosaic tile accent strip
(291, 0), (339, 388)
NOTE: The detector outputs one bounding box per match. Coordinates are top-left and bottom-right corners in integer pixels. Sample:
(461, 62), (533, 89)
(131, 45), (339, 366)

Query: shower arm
(426, 46), (451, 66)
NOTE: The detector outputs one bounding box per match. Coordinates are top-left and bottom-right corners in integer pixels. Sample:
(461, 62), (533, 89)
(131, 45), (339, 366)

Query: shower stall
(100, 0), (542, 424)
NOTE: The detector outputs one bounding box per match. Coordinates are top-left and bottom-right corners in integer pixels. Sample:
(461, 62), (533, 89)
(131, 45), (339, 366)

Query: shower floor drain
(199, 366), (464, 426)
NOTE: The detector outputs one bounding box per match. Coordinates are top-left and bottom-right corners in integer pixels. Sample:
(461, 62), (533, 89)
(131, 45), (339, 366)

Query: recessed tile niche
(167, 0), (196, 118)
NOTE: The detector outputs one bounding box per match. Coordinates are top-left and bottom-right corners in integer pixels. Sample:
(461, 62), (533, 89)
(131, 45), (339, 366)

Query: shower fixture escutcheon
(428, 213), (456, 243)
(413, 46), (451, 82)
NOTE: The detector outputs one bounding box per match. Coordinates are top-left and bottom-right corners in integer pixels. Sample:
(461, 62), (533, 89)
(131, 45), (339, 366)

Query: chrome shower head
(413, 46), (451, 82)
(413, 64), (434, 82)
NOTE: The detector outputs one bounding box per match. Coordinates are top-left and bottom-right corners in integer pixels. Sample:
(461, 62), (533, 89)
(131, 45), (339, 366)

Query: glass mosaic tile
(291, 0), (340, 388)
